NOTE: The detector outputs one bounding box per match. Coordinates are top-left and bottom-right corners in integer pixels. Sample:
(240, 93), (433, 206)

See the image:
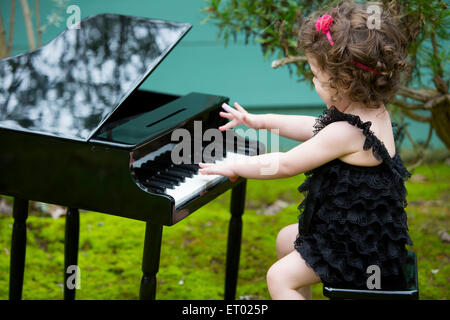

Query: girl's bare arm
(257, 113), (317, 142)
(199, 121), (365, 181)
(220, 102), (317, 142)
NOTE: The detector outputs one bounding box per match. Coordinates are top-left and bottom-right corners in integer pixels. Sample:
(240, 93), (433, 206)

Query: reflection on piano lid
(0, 14), (191, 141)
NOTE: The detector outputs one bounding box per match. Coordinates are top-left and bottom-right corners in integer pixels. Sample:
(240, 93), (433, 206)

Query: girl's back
(338, 108), (397, 167)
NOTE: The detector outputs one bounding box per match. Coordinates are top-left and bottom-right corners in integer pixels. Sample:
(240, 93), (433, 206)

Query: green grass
(0, 163), (448, 300)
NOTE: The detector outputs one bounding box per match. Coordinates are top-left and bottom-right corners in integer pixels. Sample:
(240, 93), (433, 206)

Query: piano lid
(0, 14), (191, 141)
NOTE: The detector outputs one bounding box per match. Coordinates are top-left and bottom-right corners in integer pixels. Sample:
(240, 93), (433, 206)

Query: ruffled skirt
(294, 162), (413, 290)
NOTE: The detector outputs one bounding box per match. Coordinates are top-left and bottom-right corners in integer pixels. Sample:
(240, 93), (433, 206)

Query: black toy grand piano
(0, 14), (264, 300)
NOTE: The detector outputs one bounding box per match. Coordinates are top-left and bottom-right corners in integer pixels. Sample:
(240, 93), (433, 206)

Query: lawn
(0, 162), (448, 300)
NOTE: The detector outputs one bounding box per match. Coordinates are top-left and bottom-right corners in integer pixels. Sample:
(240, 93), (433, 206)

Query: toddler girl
(199, 0), (413, 300)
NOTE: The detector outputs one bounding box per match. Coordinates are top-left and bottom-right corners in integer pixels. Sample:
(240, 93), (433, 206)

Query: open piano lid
(0, 14), (191, 141)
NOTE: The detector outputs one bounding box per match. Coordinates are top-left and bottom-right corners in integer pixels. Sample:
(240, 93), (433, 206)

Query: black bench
(323, 251), (419, 300)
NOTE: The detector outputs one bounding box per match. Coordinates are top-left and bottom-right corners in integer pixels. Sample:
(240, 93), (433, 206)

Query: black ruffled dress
(294, 106), (413, 290)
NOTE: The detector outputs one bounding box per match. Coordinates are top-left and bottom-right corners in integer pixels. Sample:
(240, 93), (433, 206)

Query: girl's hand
(198, 162), (239, 182)
(219, 102), (261, 131)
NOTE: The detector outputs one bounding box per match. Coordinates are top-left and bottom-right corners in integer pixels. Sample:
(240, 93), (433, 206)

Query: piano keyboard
(133, 149), (250, 209)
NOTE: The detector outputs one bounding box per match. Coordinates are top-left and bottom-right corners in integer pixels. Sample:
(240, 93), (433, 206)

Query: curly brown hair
(298, 0), (409, 108)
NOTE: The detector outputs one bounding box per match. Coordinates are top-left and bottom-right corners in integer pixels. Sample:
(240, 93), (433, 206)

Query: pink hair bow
(315, 14), (334, 45)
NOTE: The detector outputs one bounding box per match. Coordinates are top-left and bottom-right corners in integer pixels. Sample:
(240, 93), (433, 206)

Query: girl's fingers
(220, 103), (246, 131)
(198, 162), (213, 168)
(199, 164), (225, 175)
(222, 103), (241, 117)
(219, 111), (234, 119)
(199, 165), (237, 182)
(219, 119), (238, 131)
(199, 163), (213, 174)
(234, 102), (247, 114)
(199, 167), (220, 175)
(221, 103), (234, 113)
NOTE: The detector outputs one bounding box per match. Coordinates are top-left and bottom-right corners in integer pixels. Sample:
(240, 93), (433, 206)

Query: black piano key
(141, 161), (155, 169)
(167, 166), (194, 178)
(157, 150), (173, 163)
(150, 187), (165, 194)
(160, 169), (185, 182)
(142, 152), (172, 169)
(178, 163), (199, 173)
(152, 177), (177, 189)
(155, 173), (180, 186)
(142, 178), (173, 191)
(141, 179), (161, 189)
(141, 181), (165, 193)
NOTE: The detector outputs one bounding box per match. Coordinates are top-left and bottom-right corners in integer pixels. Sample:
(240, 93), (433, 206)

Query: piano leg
(64, 208), (80, 300)
(225, 179), (247, 300)
(139, 222), (163, 300)
(9, 198), (29, 300)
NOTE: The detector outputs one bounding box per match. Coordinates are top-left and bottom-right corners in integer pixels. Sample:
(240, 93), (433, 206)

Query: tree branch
(20, 0), (36, 50)
(0, 8), (6, 58)
(390, 97), (428, 110)
(422, 121), (433, 150)
(271, 55), (307, 69)
(7, 0), (16, 56)
(389, 99), (431, 122)
(424, 94), (450, 109)
(430, 32), (443, 77)
(399, 113), (419, 149)
(278, 20), (289, 57)
(400, 107), (432, 123)
(35, 0), (42, 47)
(397, 85), (438, 102)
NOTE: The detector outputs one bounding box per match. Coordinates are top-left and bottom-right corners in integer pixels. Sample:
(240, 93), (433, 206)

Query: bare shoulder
(313, 120), (366, 151)
(281, 120), (367, 175)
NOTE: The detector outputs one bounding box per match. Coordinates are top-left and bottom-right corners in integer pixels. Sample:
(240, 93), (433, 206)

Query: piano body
(0, 14), (264, 299)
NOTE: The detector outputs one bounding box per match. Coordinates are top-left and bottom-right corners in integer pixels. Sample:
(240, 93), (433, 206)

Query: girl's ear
(330, 86), (340, 103)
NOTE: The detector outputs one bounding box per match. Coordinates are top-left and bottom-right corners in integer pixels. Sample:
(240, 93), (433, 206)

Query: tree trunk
(431, 98), (450, 149)
(0, 11), (7, 58)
